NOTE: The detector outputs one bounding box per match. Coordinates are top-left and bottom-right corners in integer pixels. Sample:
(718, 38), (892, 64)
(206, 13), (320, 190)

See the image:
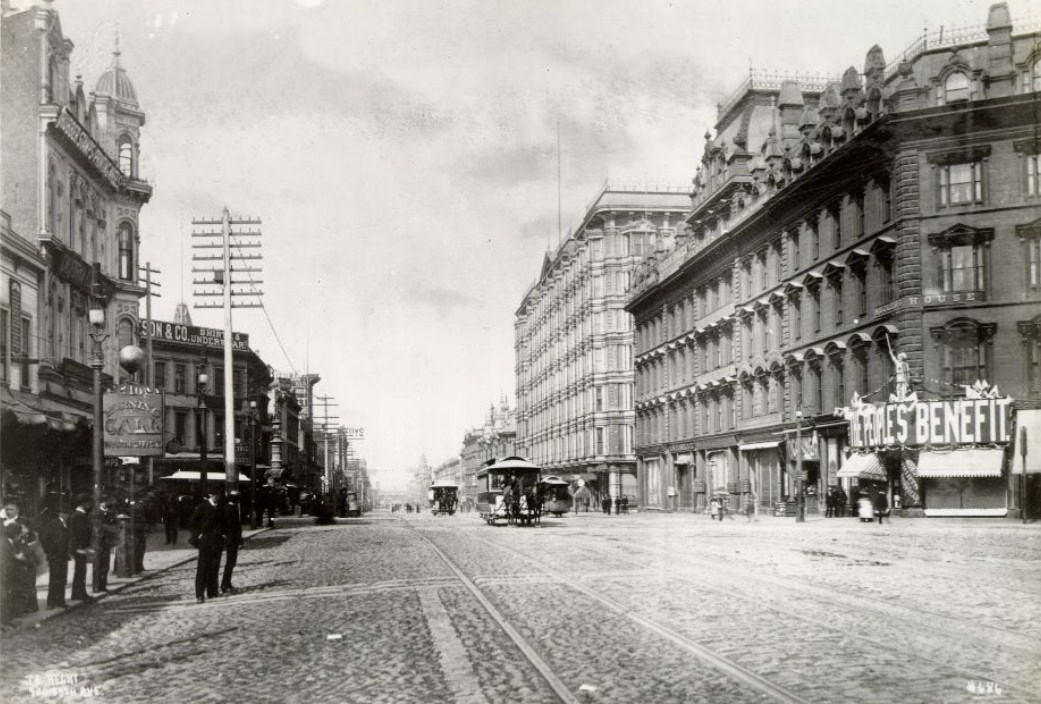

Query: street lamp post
(197, 367), (209, 502)
(795, 410), (805, 523)
(249, 400), (258, 529)
(88, 305), (109, 586)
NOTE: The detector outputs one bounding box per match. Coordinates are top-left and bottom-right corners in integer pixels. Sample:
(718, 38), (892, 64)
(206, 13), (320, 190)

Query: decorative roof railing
(717, 69), (840, 121)
(883, 13), (1041, 80)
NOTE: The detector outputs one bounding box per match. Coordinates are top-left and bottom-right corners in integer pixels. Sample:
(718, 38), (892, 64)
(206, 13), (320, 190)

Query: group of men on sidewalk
(186, 489), (243, 603)
(1, 495), (121, 626)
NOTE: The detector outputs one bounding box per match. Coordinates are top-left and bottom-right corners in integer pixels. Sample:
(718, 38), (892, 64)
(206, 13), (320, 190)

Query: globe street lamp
(88, 304), (109, 584)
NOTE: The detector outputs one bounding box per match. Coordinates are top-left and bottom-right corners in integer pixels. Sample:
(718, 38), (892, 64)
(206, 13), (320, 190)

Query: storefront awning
(160, 470), (252, 482)
(916, 449), (1004, 478)
(1, 386), (85, 430)
(739, 441), (780, 451)
(837, 453), (886, 480)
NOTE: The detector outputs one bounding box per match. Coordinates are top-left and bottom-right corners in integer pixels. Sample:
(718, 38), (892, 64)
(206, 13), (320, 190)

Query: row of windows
(525, 424), (635, 465)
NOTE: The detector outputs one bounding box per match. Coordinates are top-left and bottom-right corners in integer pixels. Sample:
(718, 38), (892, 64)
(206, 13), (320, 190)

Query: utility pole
(138, 262), (160, 486)
(191, 207), (263, 495)
(314, 394), (339, 508)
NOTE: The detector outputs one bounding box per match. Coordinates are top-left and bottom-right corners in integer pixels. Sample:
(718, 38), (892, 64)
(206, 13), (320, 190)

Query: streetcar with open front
(476, 456), (541, 526)
(429, 479), (459, 515)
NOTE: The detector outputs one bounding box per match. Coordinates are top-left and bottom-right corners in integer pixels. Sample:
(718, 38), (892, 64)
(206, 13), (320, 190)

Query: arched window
(117, 317), (135, 349)
(943, 72), (970, 104)
(118, 138), (133, 177)
(118, 222), (135, 281)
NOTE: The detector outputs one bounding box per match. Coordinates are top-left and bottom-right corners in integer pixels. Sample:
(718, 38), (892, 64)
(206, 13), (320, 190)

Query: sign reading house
(141, 320), (250, 352)
(845, 384), (1013, 450)
(103, 383), (165, 456)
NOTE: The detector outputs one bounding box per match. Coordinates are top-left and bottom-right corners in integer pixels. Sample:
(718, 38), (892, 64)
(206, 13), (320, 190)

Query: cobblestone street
(0, 511), (1038, 704)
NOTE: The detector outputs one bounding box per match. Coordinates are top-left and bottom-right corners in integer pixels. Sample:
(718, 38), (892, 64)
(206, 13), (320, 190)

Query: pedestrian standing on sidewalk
(221, 491), (243, 594)
(601, 496), (611, 515)
(92, 500), (117, 593)
(3, 520), (38, 616)
(162, 493), (180, 545)
(834, 486), (848, 518)
(38, 502), (70, 609)
(744, 495), (755, 523)
(187, 489), (224, 603)
(68, 496), (92, 602)
(709, 497), (720, 521)
(873, 491), (889, 525)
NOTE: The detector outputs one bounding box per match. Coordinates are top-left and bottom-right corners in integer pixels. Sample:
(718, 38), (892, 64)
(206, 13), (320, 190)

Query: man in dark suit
(187, 490), (225, 603)
(68, 496), (92, 602)
(221, 491), (243, 594)
(39, 503), (71, 609)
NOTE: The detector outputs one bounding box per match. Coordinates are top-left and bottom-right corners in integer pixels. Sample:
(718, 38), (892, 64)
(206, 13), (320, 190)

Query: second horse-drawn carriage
(476, 456), (543, 526)
(429, 479), (459, 515)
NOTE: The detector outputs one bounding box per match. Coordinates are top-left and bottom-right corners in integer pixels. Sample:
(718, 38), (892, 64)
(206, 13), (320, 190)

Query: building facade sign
(141, 321), (249, 351)
(343, 427), (365, 439)
(873, 291), (984, 318)
(53, 109), (124, 189)
(103, 383), (165, 456)
(847, 397), (1013, 450)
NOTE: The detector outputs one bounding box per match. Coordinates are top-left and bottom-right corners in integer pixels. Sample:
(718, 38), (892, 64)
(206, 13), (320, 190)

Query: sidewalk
(8, 524), (269, 631)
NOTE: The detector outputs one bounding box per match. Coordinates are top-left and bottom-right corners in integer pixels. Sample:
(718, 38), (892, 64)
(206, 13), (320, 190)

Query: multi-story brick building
(144, 305), (271, 494)
(627, 2), (1041, 518)
(1, 1), (152, 512)
(516, 183), (689, 506)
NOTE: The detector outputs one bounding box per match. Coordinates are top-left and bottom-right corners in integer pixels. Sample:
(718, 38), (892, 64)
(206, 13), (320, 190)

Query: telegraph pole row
(191, 207), (263, 494)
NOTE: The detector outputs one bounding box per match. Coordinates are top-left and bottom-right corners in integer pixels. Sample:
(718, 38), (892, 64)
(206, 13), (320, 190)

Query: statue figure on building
(885, 333), (914, 402)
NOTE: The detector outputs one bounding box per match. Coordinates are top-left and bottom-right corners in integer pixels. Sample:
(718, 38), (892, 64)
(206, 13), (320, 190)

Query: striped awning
(917, 449), (1004, 478)
(837, 453), (886, 480)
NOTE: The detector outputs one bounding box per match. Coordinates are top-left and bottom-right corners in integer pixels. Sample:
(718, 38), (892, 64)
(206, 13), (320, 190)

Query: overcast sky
(56, 0), (1006, 490)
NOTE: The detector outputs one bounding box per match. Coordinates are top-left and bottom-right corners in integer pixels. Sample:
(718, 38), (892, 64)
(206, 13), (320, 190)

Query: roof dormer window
(941, 72), (971, 105)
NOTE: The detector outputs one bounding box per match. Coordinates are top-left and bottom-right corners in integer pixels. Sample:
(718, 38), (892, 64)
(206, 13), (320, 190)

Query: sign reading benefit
(104, 383), (165, 456)
(847, 393), (1012, 450)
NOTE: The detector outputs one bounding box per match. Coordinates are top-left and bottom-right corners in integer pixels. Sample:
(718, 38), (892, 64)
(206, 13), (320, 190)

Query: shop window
(931, 319), (995, 389)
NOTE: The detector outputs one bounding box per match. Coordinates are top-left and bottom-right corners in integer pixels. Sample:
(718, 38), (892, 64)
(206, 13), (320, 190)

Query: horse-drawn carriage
(476, 456), (543, 526)
(429, 480), (459, 516)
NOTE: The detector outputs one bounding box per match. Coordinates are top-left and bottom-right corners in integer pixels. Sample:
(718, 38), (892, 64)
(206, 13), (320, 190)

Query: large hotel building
(514, 184), (689, 503)
(626, 3), (1040, 517)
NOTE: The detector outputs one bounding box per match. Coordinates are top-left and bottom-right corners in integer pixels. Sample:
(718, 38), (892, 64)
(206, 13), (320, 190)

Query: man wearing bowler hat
(187, 489), (225, 603)
(221, 491), (243, 594)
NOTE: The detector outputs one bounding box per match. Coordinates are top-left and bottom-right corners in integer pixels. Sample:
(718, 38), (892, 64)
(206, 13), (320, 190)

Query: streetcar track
(459, 533), (812, 704)
(409, 525), (582, 704)
(543, 534), (1039, 701)
(573, 532), (1037, 649)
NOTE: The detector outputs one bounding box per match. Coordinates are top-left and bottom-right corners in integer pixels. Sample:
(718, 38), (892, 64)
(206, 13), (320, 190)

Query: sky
(53, 0), (1005, 490)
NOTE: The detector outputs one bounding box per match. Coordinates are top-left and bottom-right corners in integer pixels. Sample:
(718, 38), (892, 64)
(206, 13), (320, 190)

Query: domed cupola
(94, 39), (138, 108)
